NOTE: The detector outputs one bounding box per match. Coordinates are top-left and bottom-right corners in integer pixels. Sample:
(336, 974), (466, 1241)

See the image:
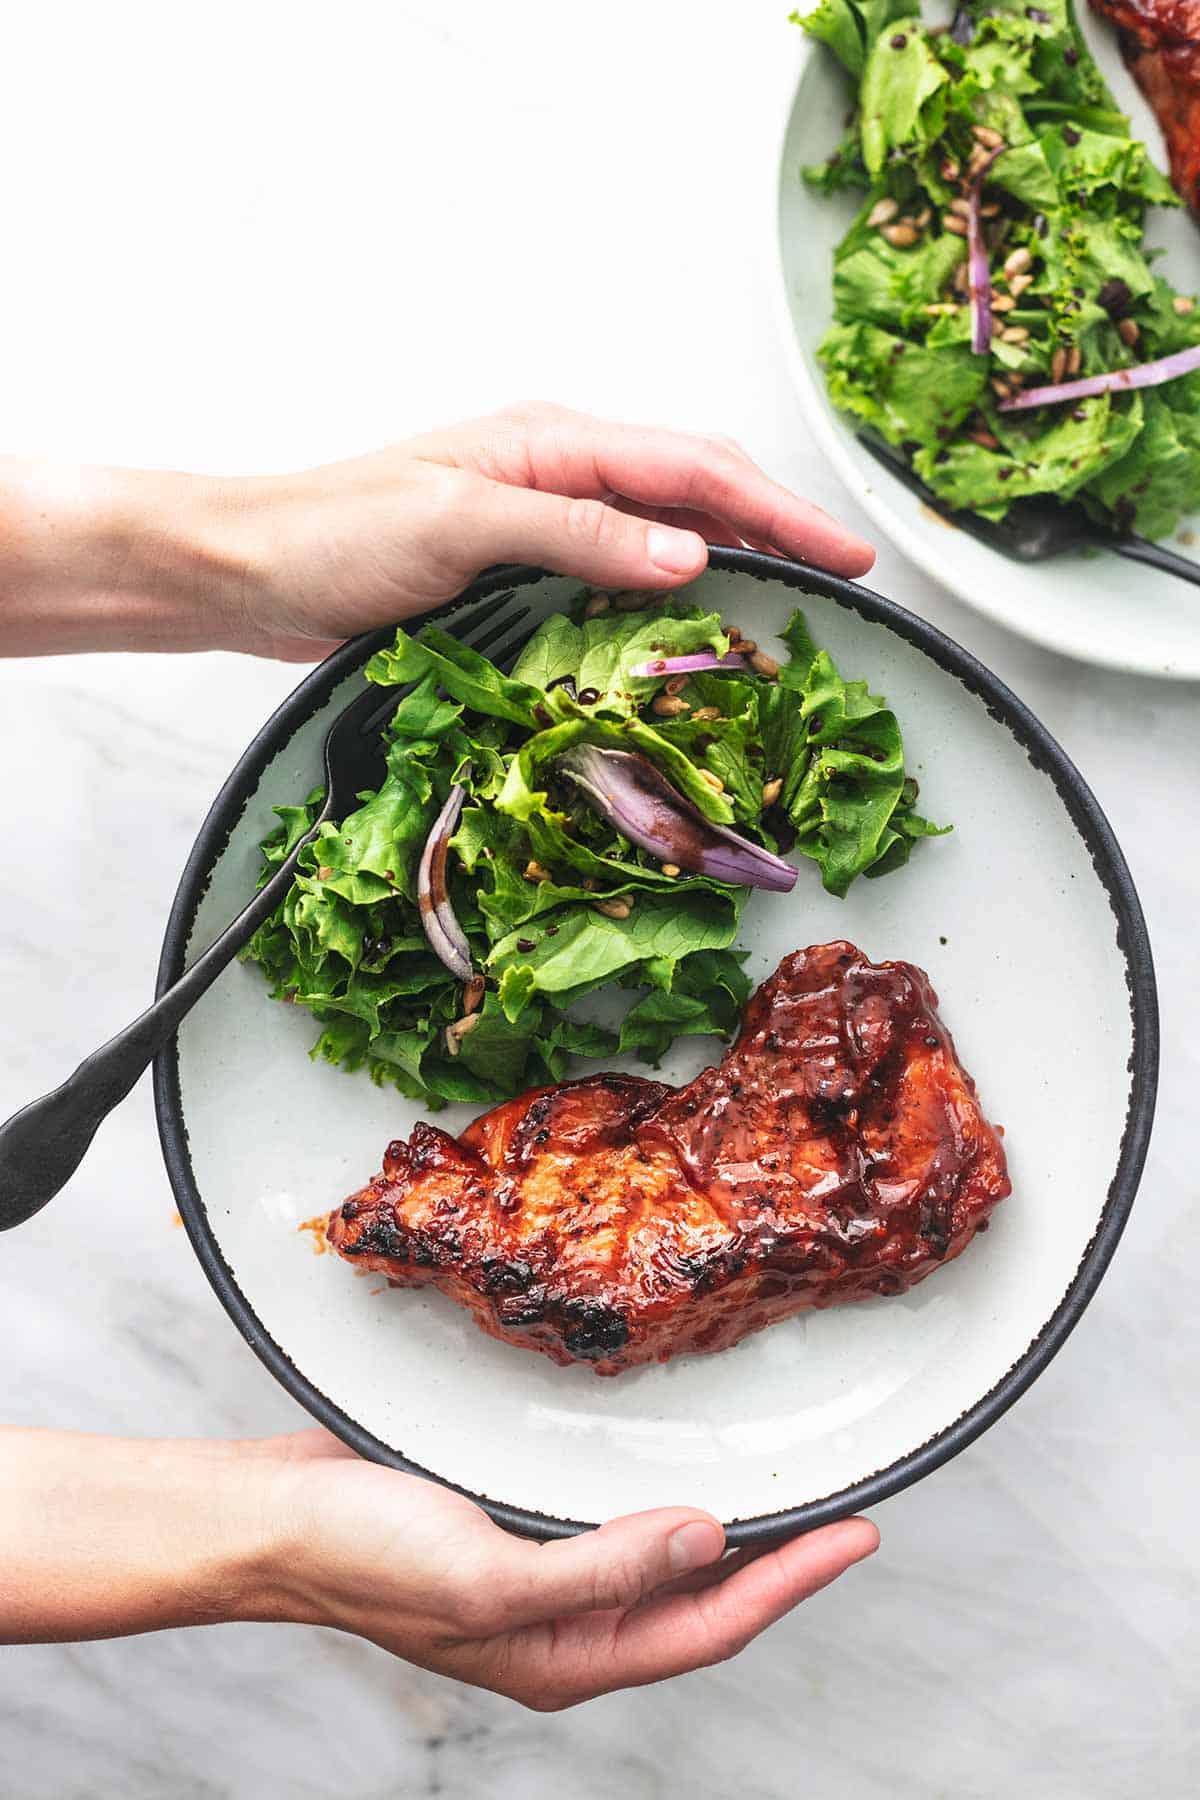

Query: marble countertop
(1, 2), (1195, 1793)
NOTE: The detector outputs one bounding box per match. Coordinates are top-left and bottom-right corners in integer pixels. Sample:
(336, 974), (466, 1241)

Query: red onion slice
(996, 342), (1200, 411)
(968, 148), (1005, 356)
(629, 651), (749, 678)
(554, 745), (797, 893)
(417, 782), (472, 980)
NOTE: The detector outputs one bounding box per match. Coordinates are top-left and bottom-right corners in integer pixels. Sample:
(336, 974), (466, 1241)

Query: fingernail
(668, 1519), (724, 1575)
(647, 525), (705, 576)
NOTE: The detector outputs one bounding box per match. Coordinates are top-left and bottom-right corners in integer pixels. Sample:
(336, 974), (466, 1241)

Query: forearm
(0, 1428), (288, 1644)
(0, 457), (257, 656)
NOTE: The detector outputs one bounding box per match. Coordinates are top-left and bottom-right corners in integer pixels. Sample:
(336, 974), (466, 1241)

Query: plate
(154, 552), (1157, 1542)
(772, 14), (1200, 679)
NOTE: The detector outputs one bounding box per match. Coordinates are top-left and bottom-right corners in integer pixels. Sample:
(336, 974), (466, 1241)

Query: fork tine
(457, 602), (531, 657)
(490, 630), (535, 673)
(347, 608), (536, 743)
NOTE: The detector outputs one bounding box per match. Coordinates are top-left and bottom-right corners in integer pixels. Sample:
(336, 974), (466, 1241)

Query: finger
(697, 433), (756, 467)
(453, 481), (709, 591)
(450, 410), (875, 578)
(607, 495), (747, 548)
(493, 1507), (726, 1629)
(643, 1539), (776, 1600)
(557, 1517), (879, 1701)
(604, 490), (795, 557)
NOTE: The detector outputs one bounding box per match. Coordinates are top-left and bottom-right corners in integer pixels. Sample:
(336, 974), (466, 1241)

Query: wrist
(213, 1436), (336, 1631)
(0, 456), (266, 655)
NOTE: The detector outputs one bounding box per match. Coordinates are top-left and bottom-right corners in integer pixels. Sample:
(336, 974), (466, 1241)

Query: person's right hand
(262, 1429), (879, 1709)
(2, 1425), (877, 1708)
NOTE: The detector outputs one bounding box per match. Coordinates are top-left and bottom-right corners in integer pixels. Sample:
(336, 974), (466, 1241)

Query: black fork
(0, 600), (533, 1230)
(859, 434), (1200, 588)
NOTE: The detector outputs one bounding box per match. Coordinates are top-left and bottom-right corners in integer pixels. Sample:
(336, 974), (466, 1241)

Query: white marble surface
(0, 2), (1196, 1793)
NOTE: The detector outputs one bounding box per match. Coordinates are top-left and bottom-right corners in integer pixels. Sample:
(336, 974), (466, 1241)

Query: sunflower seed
(445, 1012), (481, 1055)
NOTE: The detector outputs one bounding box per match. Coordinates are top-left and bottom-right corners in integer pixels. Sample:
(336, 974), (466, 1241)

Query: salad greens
(242, 594), (945, 1107)
(794, 0), (1200, 537)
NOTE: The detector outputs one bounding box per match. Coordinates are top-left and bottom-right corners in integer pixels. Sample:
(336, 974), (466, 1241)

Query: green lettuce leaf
(801, 0), (1200, 539)
(792, 0), (911, 79)
(366, 624), (545, 729)
(859, 24), (948, 176)
(819, 321), (986, 446)
(771, 610), (948, 896)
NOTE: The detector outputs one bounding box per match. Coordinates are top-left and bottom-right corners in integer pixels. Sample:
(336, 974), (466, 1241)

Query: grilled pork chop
(1090, 0), (1200, 210)
(327, 942), (1010, 1373)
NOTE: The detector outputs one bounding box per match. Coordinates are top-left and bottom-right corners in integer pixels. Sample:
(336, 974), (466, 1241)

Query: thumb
(497, 1509), (726, 1627)
(455, 480), (709, 590)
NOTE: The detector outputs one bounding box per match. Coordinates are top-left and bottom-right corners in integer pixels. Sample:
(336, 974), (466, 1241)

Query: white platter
(155, 556), (1156, 1541)
(772, 10), (1200, 678)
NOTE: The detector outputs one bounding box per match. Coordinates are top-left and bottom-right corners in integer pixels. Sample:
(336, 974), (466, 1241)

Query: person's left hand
(0, 403), (874, 659)
(258, 1428), (879, 1709)
(215, 401), (874, 659)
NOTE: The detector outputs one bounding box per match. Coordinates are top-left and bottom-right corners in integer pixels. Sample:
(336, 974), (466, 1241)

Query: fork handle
(0, 811), (328, 1232)
(1112, 534), (1200, 589)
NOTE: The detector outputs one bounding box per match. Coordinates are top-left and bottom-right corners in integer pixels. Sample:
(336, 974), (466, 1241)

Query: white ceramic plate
(772, 12), (1200, 679)
(155, 556), (1156, 1541)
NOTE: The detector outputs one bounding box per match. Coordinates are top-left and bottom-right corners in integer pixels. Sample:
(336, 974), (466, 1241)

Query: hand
(0, 404), (873, 659)
(0, 1427), (879, 1709)
(224, 401), (875, 659)
(262, 1429), (879, 1708)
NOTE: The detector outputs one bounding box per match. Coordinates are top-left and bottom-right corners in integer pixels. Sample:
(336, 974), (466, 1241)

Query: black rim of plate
(154, 548), (1159, 1546)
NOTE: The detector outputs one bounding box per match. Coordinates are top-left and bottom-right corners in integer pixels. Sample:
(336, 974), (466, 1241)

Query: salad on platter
(243, 592), (945, 1106)
(795, 0), (1200, 538)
